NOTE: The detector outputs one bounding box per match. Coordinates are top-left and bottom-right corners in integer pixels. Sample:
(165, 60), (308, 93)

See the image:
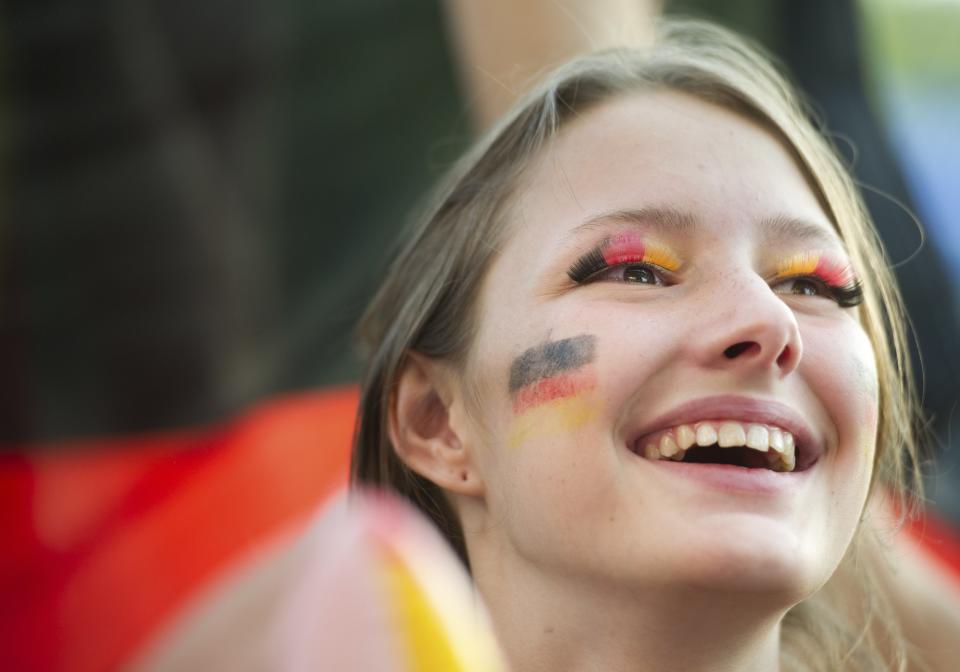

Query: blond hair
(352, 19), (925, 671)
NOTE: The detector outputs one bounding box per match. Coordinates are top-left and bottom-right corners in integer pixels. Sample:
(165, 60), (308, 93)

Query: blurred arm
(442, 0), (661, 131)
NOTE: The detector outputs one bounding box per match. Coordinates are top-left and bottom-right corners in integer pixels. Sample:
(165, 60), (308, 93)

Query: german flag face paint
(506, 335), (599, 448)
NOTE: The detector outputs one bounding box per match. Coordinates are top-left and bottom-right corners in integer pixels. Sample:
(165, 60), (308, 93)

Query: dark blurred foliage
(0, 0), (467, 443)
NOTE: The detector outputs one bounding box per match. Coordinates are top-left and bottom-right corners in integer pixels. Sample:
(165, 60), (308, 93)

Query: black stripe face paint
(508, 335), (597, 392)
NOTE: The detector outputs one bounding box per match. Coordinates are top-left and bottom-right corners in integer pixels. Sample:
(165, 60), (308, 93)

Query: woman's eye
(606, 263), (666, 285)
(772, 277), (827, 298)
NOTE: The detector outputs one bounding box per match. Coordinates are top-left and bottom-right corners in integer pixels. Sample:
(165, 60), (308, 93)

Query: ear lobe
(388, 354), (484, 496)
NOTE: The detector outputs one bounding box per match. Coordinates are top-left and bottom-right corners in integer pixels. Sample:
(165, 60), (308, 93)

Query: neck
(472, 550), (786, 672)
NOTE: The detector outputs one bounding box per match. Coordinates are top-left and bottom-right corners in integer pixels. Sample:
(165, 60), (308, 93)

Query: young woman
(352, 20), (931, 671)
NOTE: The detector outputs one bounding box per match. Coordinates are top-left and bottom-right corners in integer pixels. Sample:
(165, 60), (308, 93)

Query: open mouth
(631, 420), (817, 473)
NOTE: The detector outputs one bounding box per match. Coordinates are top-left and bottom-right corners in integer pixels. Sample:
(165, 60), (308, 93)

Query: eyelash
(567, 248), (673, 285)
(568, 248), (865, 308)
(772, 274), (864, 308)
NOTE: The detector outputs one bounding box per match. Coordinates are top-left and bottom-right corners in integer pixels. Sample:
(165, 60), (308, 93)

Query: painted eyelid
(768, 268), (831, 284)
(605, 240), (683, 272)
(573, 258), (678, 285)
(773, 252), (859, 288)
(567, 236), (683, 284)
(767, 269), (857, 293)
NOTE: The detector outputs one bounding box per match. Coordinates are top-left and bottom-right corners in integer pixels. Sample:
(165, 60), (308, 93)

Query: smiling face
(456, 91), (879, 601)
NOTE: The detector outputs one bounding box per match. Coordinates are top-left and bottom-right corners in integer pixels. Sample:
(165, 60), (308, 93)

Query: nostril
(724, 342), (759, 359)
(776, 345), (792, 368)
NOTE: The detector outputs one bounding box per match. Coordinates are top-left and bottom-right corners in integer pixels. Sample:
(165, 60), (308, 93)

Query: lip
(625, 395), (824, 472)
(636, 459), (809, 495)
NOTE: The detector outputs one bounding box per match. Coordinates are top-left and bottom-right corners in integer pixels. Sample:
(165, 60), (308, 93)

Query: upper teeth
(639, 421), (796, 472)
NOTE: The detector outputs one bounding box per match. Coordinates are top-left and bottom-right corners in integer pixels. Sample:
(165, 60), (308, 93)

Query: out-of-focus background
(1, 0), (958, 670)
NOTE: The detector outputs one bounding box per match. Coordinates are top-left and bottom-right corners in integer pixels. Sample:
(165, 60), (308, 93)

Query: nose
(688, 272), (803, 379)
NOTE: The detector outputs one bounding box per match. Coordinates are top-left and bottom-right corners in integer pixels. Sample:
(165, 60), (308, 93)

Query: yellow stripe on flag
(380, 550), (465, 672)
(508, 394), (598, 449)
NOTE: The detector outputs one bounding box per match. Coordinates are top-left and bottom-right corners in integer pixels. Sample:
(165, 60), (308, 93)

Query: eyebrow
(569, 206), (842, 247)
(570, 206), (696, 237)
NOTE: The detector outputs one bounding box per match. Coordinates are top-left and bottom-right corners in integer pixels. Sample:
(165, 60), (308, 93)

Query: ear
(388, 353), (484, 497)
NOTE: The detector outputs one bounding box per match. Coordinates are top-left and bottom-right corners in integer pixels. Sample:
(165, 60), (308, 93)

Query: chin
(689, 555), (817, 603)
(671, 523), (827, 603)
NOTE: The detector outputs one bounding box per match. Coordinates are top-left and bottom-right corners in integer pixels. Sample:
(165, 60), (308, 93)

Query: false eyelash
(827, 278), (864, 308)
(781, 274), (864, 308)
(567, 247), (609, 283)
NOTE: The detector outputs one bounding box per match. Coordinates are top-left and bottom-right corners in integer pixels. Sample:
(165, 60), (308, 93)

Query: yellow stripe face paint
(508, 392), (599, 449)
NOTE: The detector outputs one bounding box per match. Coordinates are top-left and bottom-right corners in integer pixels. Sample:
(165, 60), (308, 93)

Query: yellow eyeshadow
(643, 242), (681, 272)
(776, 252), (820, 277)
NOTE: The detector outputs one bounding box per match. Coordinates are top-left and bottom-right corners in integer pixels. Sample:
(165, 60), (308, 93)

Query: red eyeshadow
(601, 233), (646, 266)
(813, 256), (853, 286)
(512, 369), (597, 414)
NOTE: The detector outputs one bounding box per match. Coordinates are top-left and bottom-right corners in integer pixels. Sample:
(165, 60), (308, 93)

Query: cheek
(467, 330), (605, 471)
(802, 322), (878, 497)
(590, 308), (691, 423)
(470, 330), (624, 531)
(854, 352), (880, 434)
(492, 306), (684, 454)
(502, 334), (601, 444)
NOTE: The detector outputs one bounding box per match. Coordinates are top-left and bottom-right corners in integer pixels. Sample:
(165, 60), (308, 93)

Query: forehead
(508, 89), (837, 250)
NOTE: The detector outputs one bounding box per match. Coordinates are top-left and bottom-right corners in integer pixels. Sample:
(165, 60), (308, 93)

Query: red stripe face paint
(507, 335), (599, 448)
(511, 368), (597, 414)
